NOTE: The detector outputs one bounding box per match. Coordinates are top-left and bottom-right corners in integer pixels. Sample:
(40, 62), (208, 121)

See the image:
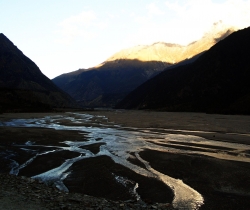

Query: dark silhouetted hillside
(53, 60), (170, 107)
(116, 27), (250, 115)
(52, 22), (235, 108)
(0, 33), (79, 112)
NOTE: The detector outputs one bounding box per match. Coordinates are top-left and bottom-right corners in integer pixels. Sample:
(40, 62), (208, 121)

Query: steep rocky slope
(0, 33), (79, 112)
(116, 27), (250, 115)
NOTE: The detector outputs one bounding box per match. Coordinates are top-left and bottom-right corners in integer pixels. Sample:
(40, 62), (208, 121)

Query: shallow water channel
(2, 112), (250, 209)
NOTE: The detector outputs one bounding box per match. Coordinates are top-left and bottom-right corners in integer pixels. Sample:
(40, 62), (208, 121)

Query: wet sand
(0, 112), (175, 205)
(64, 155), (173, 203)
(140, 149), (250, 210)
(1, 110), (250, 209)
(85, 110), (250, 145)
(0, 126), (87, 173)
(0, 126), (174, 206)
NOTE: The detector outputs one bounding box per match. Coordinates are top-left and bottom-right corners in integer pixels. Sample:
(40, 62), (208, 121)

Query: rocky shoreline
(0, 173), (174, 210)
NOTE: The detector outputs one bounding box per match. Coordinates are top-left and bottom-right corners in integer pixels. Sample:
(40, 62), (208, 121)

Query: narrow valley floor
(0, 110), (250, 210)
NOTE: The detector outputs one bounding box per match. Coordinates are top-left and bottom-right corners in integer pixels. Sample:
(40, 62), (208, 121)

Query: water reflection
(2, 112), (250, 209)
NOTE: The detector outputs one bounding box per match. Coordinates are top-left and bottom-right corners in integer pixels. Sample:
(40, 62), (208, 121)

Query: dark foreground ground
(0, 110), (250, 209)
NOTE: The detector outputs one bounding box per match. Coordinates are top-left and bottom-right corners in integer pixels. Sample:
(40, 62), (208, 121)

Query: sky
(1, 0), (250, 79)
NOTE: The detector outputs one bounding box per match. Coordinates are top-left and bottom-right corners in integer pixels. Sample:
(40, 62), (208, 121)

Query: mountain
(0, 33), (79, 112)
(116, 27), (250, 115)
(53, 22), (236, 108)
(53, 60), (170, 107)
(107, 21), (236, 64)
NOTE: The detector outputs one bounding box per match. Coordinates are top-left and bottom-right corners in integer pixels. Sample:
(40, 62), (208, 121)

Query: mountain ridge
(116, 27), (250, 115)
(53, 59), (170, 107)
(53, 22), (236, 108)
(105, 21), (237, 64)
(0, 33), (79, 112)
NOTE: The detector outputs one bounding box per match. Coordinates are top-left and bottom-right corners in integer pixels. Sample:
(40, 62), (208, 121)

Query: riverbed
(0, 110), (250, 210)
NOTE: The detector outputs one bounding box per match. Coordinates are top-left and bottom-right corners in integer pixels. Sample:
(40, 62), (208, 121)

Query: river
(1, 112), (250, 209)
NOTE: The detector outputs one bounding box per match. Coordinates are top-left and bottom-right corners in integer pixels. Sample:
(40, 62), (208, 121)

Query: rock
(0, 173), (175, 210)
(158, 203), (171, 208)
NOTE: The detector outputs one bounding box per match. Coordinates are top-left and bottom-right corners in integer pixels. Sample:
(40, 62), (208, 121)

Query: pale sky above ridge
(1, 0), (250, 78)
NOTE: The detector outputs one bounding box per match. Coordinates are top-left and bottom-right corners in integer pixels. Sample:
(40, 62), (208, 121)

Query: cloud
(56, 11), (106, 45)
(162, 0), (250, 44)
(128, 0), (250, 46)
(221, 0), (250, 28)
(165, 0), (250, 28)
(146, 3), (164, 16)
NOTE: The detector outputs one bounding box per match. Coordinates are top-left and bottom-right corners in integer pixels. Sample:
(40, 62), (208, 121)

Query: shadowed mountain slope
(0, 33), (79, 112)
(53, 22), (236, 108)
(116, 27), (250, 115)
(53, 60), (170, 107)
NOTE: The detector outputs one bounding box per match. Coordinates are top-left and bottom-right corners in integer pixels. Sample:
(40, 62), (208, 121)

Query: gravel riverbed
(0, 173), (174, 210)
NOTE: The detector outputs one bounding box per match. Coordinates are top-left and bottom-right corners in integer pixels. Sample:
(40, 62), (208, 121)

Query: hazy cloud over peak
(162, 0), (250, 44)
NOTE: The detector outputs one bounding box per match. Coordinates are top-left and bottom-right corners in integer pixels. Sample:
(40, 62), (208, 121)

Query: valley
(53, 22), (236, 108)
(1, 110), (250, 209)
(1, 18), (250, 210)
